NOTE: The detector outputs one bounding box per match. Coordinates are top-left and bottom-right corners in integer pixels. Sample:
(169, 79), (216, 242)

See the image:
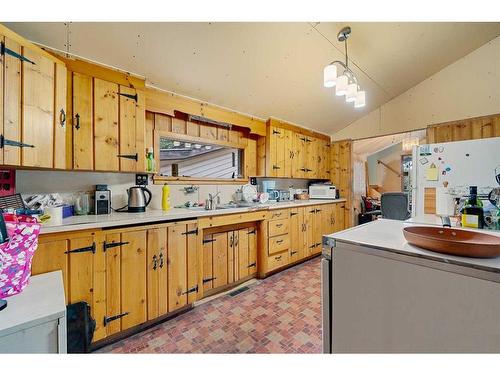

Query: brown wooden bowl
(403, 226), (500, 258)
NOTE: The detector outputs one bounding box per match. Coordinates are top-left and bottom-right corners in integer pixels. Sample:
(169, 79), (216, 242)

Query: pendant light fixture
(323, 26), (366, 108)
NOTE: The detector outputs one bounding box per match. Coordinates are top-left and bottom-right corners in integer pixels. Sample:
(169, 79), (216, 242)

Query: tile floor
(96, 257), (322, 354)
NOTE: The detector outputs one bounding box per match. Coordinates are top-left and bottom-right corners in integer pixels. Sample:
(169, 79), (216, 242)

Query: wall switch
(135, 174), (148, 186)
(250, 177), (257, 185)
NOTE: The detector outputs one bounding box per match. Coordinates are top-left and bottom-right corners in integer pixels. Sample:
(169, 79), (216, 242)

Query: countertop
(40, 198), (346, 234)
(326, 218), (500, 275)
(0, 271), (66, 338)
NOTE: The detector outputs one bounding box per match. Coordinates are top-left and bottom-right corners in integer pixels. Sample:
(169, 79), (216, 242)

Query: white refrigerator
(411, 137), (500, 218)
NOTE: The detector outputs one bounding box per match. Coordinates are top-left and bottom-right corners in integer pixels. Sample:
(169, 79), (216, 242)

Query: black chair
(358, 196), (381, 224)
(380, 192), (411, 221)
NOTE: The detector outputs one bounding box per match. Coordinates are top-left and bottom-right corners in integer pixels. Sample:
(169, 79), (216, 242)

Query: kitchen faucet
(205, 192), (221, 210)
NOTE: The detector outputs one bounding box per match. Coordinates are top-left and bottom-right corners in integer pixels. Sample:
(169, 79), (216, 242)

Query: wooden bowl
(403, 226), (500, 258)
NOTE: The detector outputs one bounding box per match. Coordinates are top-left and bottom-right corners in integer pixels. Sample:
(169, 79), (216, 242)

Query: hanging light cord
(310, 22), (392, 98)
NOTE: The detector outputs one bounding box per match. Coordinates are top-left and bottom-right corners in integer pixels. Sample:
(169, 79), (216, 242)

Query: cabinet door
(248, 228), (257, 274)
(121, 230), (147, 330)
(270, 126), (285, 177)
(146, 227), (167, 320)
(237, 229), (249, 280)
(54, 63), (67, 169)
(283, 129), (293, 177)
(289, 209), (302, 262)
(73, 73), (93, 170)
(67, 236), (95, 306)
(22, 48), (55, 168)
(334, 203), (346, 232)
(305, 206), (316, 256)
(202, 234), (214, 293)
(186, 223), (199, 304)
(228, 231), (237, 283)
(94, 78), (119, 171)
(167, 224), (188, 311)
(105, 233), (122, 336)
(212, 232), (228, 289)
(2, 37), (22, 166)
(119, 85), (139, 172)
(32, 239), (69, 302)
(292, 132), (305, 178)
(320, 204), (335, 236)
(306, 137), (317, 176)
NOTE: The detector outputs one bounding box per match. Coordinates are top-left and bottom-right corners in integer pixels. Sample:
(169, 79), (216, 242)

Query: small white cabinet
(0, 271), (66, 353)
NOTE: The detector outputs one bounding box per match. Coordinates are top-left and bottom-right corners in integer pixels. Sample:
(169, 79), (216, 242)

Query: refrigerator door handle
(321, 256), (332, 353)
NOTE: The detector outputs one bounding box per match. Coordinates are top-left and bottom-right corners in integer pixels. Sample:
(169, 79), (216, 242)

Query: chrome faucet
(205, 192), (221, 210)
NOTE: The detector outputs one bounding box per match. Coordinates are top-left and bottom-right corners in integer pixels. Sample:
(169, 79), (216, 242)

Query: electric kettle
(127, 186), (152, 212)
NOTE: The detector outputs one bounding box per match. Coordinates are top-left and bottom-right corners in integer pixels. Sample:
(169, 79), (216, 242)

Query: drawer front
(268, 234), (290, 255)
(267, 251), (290, 272)
(268, 218), (289, 237)
(269, 209), (288, 220)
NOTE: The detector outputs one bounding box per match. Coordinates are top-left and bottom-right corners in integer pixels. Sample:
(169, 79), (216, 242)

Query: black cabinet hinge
(290, 212), (298, 217)
(0, 135), (35, 149)
(182, 285), (199, 295)
(117, 92), (138, 102)
(202, 238), (216, 244)
(103, 312), (129, 326)
(247, 262), (256, 268)
(247, 229), (256, 235)
(315, 209), (322, 213)
(272, 129), (281, 135)
(182, 228), (199, 236)
(316, 242), (322, 248)
(117, 153), (138, 161)
(272, 165), (280, 170)
(0, 42), (35, 64)
(65, 242), (96, 254)
(309, 244), (317, 249)
(103, 241), (130, 252)
(203, 277), (217, 284)
(290, 251), (298, 255)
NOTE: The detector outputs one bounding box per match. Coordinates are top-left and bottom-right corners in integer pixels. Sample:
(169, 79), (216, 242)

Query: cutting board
(424, 187), (436, 214)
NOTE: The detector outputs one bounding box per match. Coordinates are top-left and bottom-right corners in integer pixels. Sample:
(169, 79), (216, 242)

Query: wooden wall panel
(119, 85), (138, 172)
(94, 79), (119, 171)
(427, 114), (500, 144)
(331, 140), (353, 228)
(22, 48), (55, 168)
(136, 90), (147, 172)
(3, 37), (21, 166)
(105, 233), (122, 336)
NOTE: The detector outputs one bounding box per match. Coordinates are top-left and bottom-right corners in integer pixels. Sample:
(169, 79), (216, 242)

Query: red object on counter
(0, 169), (15, 197)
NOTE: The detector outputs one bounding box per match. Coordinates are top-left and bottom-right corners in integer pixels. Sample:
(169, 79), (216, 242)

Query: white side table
(0, 271), (66, 353)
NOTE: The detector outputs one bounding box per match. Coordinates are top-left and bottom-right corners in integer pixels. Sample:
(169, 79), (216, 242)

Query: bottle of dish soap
(162, 183), (170, 211)
(146, 147), (156, 173)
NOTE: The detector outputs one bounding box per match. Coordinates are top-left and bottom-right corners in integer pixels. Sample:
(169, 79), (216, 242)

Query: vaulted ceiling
(6, 22), (500, 135)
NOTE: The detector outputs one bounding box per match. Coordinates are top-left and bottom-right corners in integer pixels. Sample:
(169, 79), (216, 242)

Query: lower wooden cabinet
(202, 225), (257, 297)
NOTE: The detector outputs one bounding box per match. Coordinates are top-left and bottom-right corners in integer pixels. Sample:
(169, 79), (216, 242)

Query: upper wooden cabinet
(426, 114), (500, 144)
(0, 28), (67, 169)
(71, 73), (147, 172)
(265, 118), (331, 179)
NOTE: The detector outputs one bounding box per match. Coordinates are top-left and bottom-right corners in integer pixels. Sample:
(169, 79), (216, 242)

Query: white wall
(332, 36), (500, 141)
(16, 170), (241, 210)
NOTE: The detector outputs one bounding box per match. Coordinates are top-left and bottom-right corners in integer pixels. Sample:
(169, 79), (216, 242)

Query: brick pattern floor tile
(96, 257), (322, 354)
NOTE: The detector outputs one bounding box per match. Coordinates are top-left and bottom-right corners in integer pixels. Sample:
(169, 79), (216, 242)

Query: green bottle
(460, 186), (484, 229)
(146, 147), (155, 173)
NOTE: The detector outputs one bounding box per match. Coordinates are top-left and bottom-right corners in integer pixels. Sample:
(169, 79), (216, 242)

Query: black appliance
(94, 184), (111, 215)
(67, 301), (96, 353)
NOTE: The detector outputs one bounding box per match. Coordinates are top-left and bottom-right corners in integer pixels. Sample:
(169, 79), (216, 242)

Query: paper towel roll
(436, 187), (455, 216)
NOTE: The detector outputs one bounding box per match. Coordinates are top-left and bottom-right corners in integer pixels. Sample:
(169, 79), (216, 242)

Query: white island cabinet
(322, 219), (500, 353)
(0, 271), (66, 353)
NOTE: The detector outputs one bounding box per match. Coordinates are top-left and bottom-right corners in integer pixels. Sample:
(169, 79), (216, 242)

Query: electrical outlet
(135, 174), (148, 186)
(250, 177), (257, 185)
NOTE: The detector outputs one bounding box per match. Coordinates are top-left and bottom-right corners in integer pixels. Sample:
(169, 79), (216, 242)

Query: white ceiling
(6, 22), (500, 135)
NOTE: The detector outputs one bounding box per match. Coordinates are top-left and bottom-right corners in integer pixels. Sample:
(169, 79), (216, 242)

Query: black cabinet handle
(65, 242), (96, 254)
(276, 239), (284, 244)
(103, 241), (129, 252)
(0, 135), (34, 149)
(117, 153), (138, 161)
(59, 109), (66, 127)
(103, 312), (129, 326)
(74, 113), (81, 130)
(152, 254), (158, 270)
(159, 252), (164, 268)
(275, 255), (282, 260)
(182, 285), (199, 295)
(276, 223), (283, 228)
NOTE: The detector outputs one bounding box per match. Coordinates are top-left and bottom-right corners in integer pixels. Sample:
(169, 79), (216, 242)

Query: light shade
(354, 91), (366, 108)
(335, 75), (348, 96)
(402, 137), (419, 152)
(345, 83), (357, 103)
(323, 64), (337, 88)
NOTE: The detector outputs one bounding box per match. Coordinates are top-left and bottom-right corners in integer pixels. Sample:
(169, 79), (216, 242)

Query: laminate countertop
(326, 219), (500, 280)
(40, 199), (346, 234)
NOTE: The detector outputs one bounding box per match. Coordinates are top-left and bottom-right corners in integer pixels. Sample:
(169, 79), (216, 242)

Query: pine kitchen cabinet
(202, 224), (257, 297)
(71, 72), (147, 172)
(0, 25), (67, 169)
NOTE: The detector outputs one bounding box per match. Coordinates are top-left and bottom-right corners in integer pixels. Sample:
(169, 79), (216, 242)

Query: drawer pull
(291, 250), (298, 255)
(276, 239), (284, 244)
(275, 256), (282, 261)
(276, 223), (283, 228)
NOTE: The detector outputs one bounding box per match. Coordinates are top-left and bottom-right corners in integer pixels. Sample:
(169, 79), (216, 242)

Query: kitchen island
(322, 219), (500, 353)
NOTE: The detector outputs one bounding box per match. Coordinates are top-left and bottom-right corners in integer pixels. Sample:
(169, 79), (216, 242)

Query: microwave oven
(309, 185), (337, 200)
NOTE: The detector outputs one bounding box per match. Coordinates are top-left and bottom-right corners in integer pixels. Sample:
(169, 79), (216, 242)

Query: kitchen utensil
(294, 192), (310, 200)
(127, 186), (152, 212)
(242, 184), (258, 202)
(403, 226), (500, 258)
(0, 193), (25, 210)
(259, 192), (270, 204)
(94, 185), (111, 215)
(44, 206), (63, 225)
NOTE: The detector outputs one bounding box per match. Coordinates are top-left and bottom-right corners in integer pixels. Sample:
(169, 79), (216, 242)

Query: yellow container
(162, 184), (170, 211)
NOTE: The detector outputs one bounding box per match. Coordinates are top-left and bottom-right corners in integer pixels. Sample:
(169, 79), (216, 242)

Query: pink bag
(0, 218), (41, 299)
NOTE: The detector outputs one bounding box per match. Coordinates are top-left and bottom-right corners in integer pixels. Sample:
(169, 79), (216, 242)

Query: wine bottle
(461, 186), (484, 229)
